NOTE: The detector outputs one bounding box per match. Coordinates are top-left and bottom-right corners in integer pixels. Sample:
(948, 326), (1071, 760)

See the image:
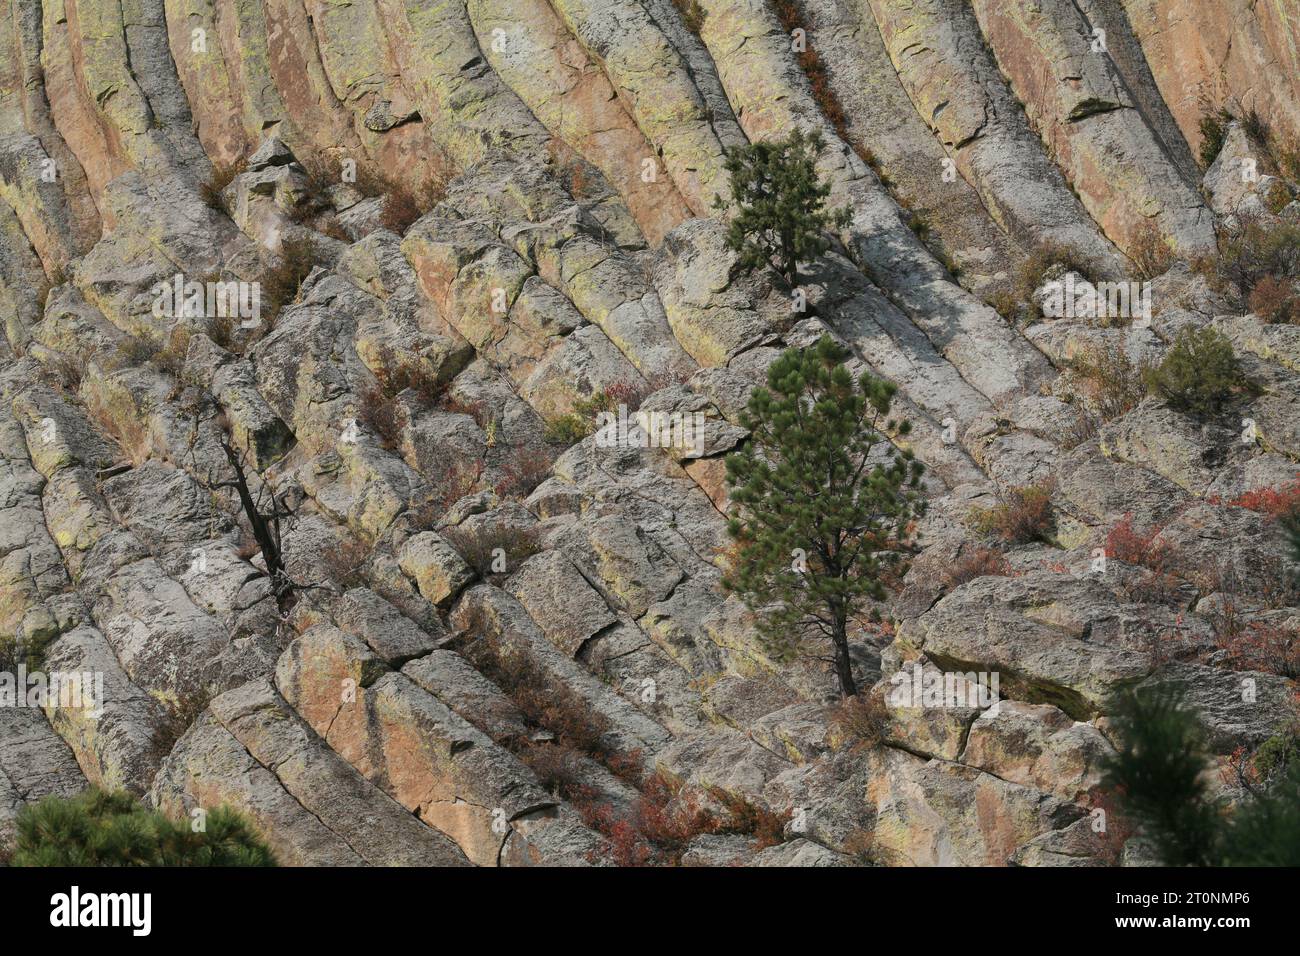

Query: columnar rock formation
(0, 0), (1297, 866)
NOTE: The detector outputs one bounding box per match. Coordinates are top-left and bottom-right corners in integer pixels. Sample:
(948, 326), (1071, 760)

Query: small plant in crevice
(370, 345), (449, 409)
(671, 0), (707, 35)
(941, 546), (1013, 591)
(357, 385), (404, 450)
(542, 383), (648, 447)
(491, 446), (553, 501)
(1195, 216), (1300, 299)
(1248, 275), (1300, 324)
(579, 773), (790, 867)
(1128, 218), (1176, 281)
(1066, 344), (1151, 423)
(441, 522), (541, 582)
(966, 481), (1056, 545)
(1198, 107), (1234, 168)
(259, 234), (317, 330)
(1017, 239), (1098, 307)
(200, 158), (248, 211)
(826, 690), (889, 753)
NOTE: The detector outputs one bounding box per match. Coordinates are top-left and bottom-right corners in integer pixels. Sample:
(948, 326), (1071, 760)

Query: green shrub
(544, 413), (593, 445)
(11, 787), (276, 866)
(542, 385), (645, 446)
(1198, 108), (1232, 168)
(1142, 326), (1253, 418)
(0, 631), (54, 673)
(1253, 728), (1300, 783)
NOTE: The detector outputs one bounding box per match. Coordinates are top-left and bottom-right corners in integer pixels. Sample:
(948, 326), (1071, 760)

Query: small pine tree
(713, 129), (851, 287)
(722, 336), (926, 698)
(1142, 325), (1251, 418)
(11, 787), (277, 866)
(1102, 684), (1300, 866)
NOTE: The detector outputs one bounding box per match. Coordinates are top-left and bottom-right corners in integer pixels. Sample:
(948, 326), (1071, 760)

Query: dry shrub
(357, 386), (404, 450)
(1203, 554), (1299, 611)
(1278, 146), (1300, 185)
(298, 153), (446, 236)
(769, 1), (850, 141)
(1227, 480), (1300, 519)
(40, 352), (85, 393)
(462, 623), (609, 754)
(519, 743), (596, 802)
(1017, 239), (1097, 304)
(967, 481), (1056, 544)
(827, 691), (888, 752)
(149, 326), (193, 380)
(261, 234), (317, 327)
(1212, 614), (1299, 679)
(492, 447), (552, 500)
(441, 522), (541, 581)
(581, 773), (789, 866)
(409, 461), (484, 528)
(1105, 512), (1172, 570)
(1128, 219), (1175, 281)
(319, 535), (371, 591)
(379, 178), (446, 235)
(942, 546), (1012, 590)
(840, 827), (882, 865)
(1195, 215), (1300, 297)
(672, 0), (707, 34)
(441, 394), (491, 429)
(1068, 344), (1151, 422)
(200, 158), (247, 210)
(371, 345), (446, 408)
(1248, 276), (1300, 324)
(206, 313), (237, 352)
(986, 288), (1022, 323)
(546, 139), (606, 202)
(88, 399), (152, 465)
(116, 336), (161, 367)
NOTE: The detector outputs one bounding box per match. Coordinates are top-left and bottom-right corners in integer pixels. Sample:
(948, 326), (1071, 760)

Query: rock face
(0, 0), (1297, 869)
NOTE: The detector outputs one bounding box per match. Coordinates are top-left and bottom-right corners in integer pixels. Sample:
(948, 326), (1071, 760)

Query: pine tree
(1102, 684), (1300, 866)
(1100, 684), (1223, 866)
(713, 129), (851, 287)
(10, 787), (277, 866)
(722, 336), (926, 698)
(1141, 325), (1253, 418)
